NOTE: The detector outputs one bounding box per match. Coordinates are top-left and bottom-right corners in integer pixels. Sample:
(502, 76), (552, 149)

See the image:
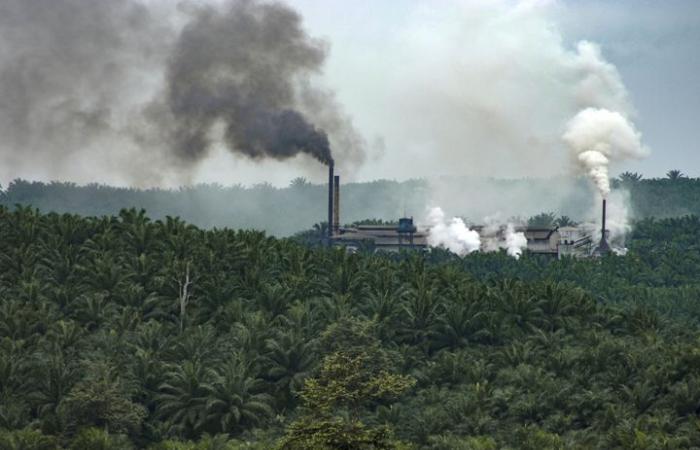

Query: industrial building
(326, 164), (608, 258)
(332, 219), (430, 253)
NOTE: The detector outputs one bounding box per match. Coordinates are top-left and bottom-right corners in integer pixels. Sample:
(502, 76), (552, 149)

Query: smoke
(156, 0), (334, 167)
(504, 224), (527, 260)
(0, 0), (365, 186)
(342, 2), (647, 238)
(350, 2), (637, 183)
(0, 0), (171, 184)
(480, 217), (504, 253)
(426, 207), (480, 256)
(426, 207), (526, 259)
(380, 1), (649, 242)
(563, 108), (647, 198)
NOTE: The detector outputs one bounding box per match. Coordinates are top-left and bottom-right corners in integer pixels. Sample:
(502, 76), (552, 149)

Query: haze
(0, 0), (697, 188)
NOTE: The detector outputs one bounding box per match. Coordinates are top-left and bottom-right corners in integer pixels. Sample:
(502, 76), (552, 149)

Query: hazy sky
(557, 0), (700, 177)
(0, 0), (697, 187)
(282, 0), (699, 181)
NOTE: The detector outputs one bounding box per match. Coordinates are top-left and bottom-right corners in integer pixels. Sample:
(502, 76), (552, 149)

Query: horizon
(0, 169), (693, 192)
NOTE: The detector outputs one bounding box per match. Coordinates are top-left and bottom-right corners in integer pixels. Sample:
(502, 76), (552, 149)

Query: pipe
(333, 175), (340, 235)
(328, 160), (334, 240)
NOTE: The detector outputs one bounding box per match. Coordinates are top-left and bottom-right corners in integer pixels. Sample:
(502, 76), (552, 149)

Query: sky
(283, 0), (700, 181)
(0, 0), (698, 187)
(556, 0), (700, 177)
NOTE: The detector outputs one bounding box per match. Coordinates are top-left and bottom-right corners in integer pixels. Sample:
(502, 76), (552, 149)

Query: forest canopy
(1, 205), (700, 448)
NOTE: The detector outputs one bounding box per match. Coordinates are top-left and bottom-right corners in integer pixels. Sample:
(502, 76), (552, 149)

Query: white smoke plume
(356, 3), (638, 184)
(426, 208), (527, 259)
(479, 215), (504, 253)
(426, 207), (480, 256)
(504, 224), (527, 260)
(563, 108), (648, 198)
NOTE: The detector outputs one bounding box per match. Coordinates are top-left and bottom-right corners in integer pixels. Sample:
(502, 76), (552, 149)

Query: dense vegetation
(2, 205), (700, 449)
(2, 171), (698, 235)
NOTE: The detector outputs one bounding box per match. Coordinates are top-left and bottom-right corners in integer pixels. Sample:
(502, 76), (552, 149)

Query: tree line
(2, 172), (698, 236)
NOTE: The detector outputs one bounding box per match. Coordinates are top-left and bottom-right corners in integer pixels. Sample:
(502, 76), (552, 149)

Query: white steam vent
(504, 224), (527, 260)
(563, 108), (648, 198)
(426, 207), (481, 256)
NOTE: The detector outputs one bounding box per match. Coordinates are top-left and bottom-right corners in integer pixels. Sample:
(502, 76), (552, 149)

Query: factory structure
(326, 164), (610, 258)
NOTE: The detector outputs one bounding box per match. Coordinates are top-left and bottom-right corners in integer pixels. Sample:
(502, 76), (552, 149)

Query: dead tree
(177, 261), (192, 334)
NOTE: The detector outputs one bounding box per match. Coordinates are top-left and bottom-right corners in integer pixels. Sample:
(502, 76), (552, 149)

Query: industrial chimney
(595, 198), (610, 256)
(328, 160), (334, 241)
(333, 175), (340, 235)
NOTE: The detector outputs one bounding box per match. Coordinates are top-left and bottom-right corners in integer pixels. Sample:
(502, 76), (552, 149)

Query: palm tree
(156, 361), (209, 439)
(263, 329), (316, 407)
(255, 282), (295, 321)
(202, 358), (274, 435)
(618, 171), (643, 184)
(399, 274), (442, 351)
(667, 169), (686, 180)
(27, 350), (79, 434)
(432, 297), (486, 350)
(289, 177), (310, 189)
(528, 212), (556, 228)
(554, 216), (577, 227)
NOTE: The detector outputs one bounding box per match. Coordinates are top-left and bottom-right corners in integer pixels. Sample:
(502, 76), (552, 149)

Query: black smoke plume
(164, 0), (333, 165)
(0, 0), (362, 184)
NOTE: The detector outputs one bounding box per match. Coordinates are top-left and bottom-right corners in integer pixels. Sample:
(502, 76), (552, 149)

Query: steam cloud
(426, 208), (527, 259)
(0, 0), (364, 185)
(426, 207), (481, 256)
(504, 224), (527, 260)
(563, 108), (647, 198)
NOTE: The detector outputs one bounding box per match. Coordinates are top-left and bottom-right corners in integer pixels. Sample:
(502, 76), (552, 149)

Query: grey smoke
(161, 0), (334, 166)
(0, 0), (168, 182)
(0, 0), (363, 185)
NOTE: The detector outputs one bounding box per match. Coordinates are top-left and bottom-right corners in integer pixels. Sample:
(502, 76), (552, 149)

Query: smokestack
(328, 160), (334, 240)
(602, 198), (606, 240)
(333, 175), (340, 234)
(596, 198), (610, 255)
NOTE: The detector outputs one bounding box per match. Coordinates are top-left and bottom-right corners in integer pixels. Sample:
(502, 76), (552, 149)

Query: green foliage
(279, 418), (400, 450)
(618, 171), (644, 185)
(148, 433), (269, 450)
(69, 427), (133, 450)
(666, 169), (686, 180)
(0, 427), (58, 450)
(279, 319), (414, 449)
(527, 212), (556, 228)
(58, 363), (146, 436)
(300, 352), (415, 413)
(553, 215), (576, 227)
(427, 434), (497, 450)
(2, 208), (700, 447)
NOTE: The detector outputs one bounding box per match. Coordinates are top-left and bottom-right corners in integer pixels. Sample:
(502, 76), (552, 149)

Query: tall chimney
(333, 175), (340, 234)
(596, 198), (610, 255)
(601, 198), (606, 241)
(328, 160), (334, 240)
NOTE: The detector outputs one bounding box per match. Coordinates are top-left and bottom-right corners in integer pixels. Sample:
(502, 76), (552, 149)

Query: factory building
(326, 165), (602, 258)
(331, 221), (595, 258)
(332, 218), (430, 253)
